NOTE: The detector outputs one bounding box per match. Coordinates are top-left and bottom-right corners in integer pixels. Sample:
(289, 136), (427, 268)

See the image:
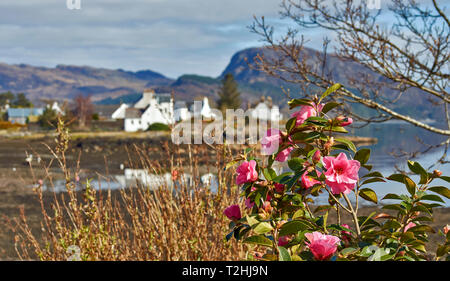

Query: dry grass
(7, 118), (249, 260)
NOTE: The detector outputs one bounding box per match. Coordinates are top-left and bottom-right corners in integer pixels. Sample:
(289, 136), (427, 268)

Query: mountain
(0, 47), (442, 120)
(0, 63), (173, 103)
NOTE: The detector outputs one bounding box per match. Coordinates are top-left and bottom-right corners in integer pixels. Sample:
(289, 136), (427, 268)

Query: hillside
(0, 47), (442, 120)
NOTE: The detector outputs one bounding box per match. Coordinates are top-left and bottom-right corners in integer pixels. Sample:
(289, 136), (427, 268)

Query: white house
(250, 96), (282, 121)
(47, 101), (64, 115)
(174, 101), (191, 122)
(112, 89), (174, 132)
(190, 97), (218, 120)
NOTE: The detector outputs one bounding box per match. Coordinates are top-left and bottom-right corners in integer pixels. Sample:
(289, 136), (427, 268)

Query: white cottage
(112, 89), (174, 132)
(250, 96), (282, 121)
(190, 97), (218, 120)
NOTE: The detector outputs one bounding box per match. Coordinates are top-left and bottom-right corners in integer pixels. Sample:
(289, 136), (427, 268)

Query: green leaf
(287, 158), (305, 172)
(292, 209), (305, 219)
(246, 215), (260, 227)
(439, 176), (450, 183)
(407, 225), (435, 233)
(321, 102), (341, 114)
(407, 161), (428, 184)
(436, 245), (450, 257)
(340, 247), (359, 257)
(354, 148), (371, 165)
(389, 174), (416, 195)
(253, 222), (274, 235)
(428, 186), (450, 199)
(382, 204), (406, 213)
(334, 138), (356, 153)
(288, 98), (312, 109)
(362, 171), (383, 178)
(319, 83), (342, 102)
(420, 194), (445, 203)
(285, 117), (297, 132)
(387, 173), (408, 183)
(286, 172), (302, 190)
(359, 188), (378, 204)
(278, 246), (291, 261)
(361, 177), (386, 185)
(323, 125), (348, 133)
(279, 220), (311, 236)
(382, 193), (403, 200)
(404, 177), (416, 196)
(225, 160), (239, 170)
(262, 168), (276, 181)
(243, 235), (273, 247)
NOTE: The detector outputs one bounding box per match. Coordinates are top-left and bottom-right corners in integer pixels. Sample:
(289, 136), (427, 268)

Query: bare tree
(249, 0), (449, 164)
(74, 94), (93, 129)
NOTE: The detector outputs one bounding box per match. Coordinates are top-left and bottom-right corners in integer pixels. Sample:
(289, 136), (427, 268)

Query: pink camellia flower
(274, 183), (285, 193)
(275, 147), (294, 162)
(301, 170), (322, 189)
(278, 236), (291, 247)
(322, 152), (361, 194)
(404, 222), (416, 232)
(236, 160), (258, 185)
(305, 232), (340, 261)
(261, 129), (282, 155)
(291, 103), (324, 126)
(224, 204), (241, 221)
(336, 116), (353, 127)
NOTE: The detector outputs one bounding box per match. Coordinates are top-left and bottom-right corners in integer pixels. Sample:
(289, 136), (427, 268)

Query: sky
(0, 0), (447, 79)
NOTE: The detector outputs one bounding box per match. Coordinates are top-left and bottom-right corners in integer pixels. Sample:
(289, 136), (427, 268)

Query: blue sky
(0, 0), (447, 79)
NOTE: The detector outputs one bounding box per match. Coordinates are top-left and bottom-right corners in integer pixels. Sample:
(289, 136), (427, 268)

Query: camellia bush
(224, 84), (450, 261)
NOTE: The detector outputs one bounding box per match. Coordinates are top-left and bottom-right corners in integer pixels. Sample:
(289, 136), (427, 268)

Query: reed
(8, 118), (249, 260)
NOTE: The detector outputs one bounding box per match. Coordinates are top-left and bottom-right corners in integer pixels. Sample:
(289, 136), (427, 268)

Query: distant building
(174, 101), (190, 122)
(112, 89), (174, 132)
(46, 101), (64, 115)
(249, 96), (282, 121)
(190, 97), (218, 120)
(7, 108), (44, 124)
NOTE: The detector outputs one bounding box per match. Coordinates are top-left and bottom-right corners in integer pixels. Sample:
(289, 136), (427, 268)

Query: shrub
(224, 84), (450, 261)
(147, 122), (170, 131)
(0, 121), (25, 130)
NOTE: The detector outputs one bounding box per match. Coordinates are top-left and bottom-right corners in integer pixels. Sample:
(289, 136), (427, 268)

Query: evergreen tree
(13, 93), (33, 108)
(217, 73), (241, 113)
(38, 107), (59, 129)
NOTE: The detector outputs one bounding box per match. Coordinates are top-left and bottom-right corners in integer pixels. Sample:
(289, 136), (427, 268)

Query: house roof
(7, 108), (44, 118)
(155, 93), (171, 103)
(125, 108), (144, 119)
(94, 105), (120, 117)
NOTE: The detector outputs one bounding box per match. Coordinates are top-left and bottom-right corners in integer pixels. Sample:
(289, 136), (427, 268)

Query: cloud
(0, 0), (284, 78)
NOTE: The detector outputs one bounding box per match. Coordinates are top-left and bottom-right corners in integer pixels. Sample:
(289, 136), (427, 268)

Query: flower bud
(312, 150), (321, 163)
(258, 211), (269, 220)
(433, 170), (442, 178)
(336, 116), (353, 126)
(171, 169), (179, 181)
(276, 220), (287, 229)
(444, 225), (449, 235)
(324, 137), (334, 155)
(262, 201), (272, 213)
